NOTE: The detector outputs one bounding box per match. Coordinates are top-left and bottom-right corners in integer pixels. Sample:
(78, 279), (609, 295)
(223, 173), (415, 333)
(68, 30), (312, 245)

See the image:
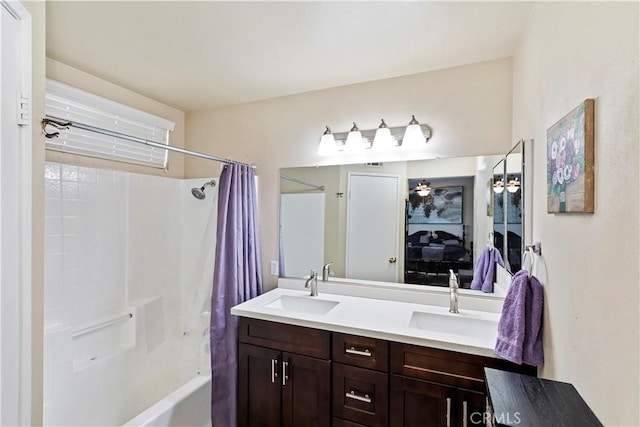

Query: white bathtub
(123, 375), (211, 427)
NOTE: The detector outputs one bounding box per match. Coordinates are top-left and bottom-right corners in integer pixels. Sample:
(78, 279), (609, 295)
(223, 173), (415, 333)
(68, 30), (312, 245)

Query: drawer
(238, 317), (330, 359)
(333, 363), (388, 427)
(333, 333), (389, 372)
(333, 417), (369, 427)
(390, 343), (536, 392)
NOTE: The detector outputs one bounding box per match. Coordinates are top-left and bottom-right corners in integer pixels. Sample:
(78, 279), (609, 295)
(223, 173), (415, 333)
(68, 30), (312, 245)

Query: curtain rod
(41, 116), (256, 169)
(280, 174), (325, 191)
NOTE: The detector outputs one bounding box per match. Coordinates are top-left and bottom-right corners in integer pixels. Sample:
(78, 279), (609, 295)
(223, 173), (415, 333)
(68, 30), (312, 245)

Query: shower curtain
(210, 164), (262, 426)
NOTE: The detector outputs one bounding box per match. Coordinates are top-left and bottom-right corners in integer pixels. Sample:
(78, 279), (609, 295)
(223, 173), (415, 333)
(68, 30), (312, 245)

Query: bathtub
(123, 375), (211, 427)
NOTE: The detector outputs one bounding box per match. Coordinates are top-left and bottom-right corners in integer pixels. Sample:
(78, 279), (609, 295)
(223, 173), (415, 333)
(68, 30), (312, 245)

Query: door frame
(0, 0), (33, 425)
(345, 172), (400, 281)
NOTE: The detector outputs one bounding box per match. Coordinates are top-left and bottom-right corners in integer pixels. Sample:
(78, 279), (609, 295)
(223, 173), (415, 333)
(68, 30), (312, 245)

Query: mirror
(493, 140), (525, 275)
(279, 154), (504, 291)
(492, 159), (506, 261)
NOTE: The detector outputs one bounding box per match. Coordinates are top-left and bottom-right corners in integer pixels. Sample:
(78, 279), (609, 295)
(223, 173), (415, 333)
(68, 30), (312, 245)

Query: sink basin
(264, 295), (339, 315)
(409, 311), (497, 340)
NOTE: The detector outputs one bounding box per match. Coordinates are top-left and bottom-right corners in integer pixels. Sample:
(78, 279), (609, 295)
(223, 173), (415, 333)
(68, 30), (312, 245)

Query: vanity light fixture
(493, 178), (505, 194)
(506, 176), (521, 193)
(415, 180), (431, 197)
(317, 116), (432, 155)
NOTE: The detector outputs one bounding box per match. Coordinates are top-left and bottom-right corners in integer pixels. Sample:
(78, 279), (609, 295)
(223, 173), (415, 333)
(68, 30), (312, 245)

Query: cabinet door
(281, 352), (331, 427)
(238, 344), (282, 427)
(390, 375), (456, 427)
(457, 389), (486, 427)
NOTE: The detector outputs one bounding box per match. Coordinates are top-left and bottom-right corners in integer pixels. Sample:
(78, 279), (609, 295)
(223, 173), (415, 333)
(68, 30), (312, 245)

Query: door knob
(389, 257), (397, 264)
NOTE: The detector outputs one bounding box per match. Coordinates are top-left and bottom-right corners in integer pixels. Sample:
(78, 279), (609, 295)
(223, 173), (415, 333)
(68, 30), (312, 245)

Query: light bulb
(372, 119), (396, 151)
(344, 122), (364, 152)
(493, 179), (505, 194)
(401, 115), (425, 149)
(506, 177), (520, 193)
(317, 126), (337, 156)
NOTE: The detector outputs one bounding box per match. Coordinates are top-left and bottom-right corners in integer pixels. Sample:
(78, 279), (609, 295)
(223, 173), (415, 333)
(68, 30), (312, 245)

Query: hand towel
(495, 270), (544, 366)
(470, 247), (505, 293)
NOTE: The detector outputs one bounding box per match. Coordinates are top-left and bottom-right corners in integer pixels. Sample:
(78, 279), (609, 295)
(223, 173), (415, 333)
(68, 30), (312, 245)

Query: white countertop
(231, 287), (503, 358)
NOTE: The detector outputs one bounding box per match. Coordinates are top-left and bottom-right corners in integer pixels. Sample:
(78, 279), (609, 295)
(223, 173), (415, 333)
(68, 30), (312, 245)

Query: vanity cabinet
(237, 318), (535, 427)
(390, 343), (535, 427)
(238, 318), (331, 427)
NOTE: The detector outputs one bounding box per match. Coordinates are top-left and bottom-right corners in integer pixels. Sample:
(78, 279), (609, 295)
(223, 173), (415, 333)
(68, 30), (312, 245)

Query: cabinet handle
(271, 359), (278, 383)
(463, 400), (468, 427)
(345, 390), (372, 404)
(446, 397), (451, 427)
(345, 347), (372, 357)
(282, 361), (289, 386)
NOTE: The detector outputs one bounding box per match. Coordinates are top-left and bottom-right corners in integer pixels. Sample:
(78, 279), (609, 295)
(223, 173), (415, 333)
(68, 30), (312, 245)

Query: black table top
(484, 367), (602, 427)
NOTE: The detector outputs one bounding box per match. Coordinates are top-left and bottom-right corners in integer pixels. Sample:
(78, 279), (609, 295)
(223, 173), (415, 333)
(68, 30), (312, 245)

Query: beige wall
(512, 2), (639, 424)
(46, 59), (186, 178)
(186, 58), (514, 289)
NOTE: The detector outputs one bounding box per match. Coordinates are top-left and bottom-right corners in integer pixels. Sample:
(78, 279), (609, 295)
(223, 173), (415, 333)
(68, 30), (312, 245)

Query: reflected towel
(470, 247), (505, 293)
(495, 270), (544, 366)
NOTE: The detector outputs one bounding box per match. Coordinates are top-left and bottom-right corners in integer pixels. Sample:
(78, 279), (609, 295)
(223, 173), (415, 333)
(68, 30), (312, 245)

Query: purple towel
(495, 270), (544, 366)
(470, 247), (505, 293)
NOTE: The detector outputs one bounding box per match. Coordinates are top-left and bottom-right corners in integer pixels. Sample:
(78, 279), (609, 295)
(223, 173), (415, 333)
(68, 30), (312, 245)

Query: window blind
(45, 79), (175, 169)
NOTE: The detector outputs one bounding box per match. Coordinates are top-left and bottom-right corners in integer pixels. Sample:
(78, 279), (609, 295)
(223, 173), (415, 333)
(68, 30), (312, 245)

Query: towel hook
(525, 241), (542, 256)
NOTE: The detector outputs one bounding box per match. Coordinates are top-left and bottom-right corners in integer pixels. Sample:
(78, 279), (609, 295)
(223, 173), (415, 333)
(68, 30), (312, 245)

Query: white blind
(45, 79), (175, 169)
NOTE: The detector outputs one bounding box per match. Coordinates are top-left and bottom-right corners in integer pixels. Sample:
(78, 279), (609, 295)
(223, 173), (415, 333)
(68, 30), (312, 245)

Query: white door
(0, 1), (32, 425)
(346, 173), (399, 282)
(280, 193), (325, 277)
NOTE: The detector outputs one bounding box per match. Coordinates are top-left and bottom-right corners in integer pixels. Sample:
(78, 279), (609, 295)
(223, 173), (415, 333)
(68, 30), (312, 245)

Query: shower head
(191, 180), (216, 200)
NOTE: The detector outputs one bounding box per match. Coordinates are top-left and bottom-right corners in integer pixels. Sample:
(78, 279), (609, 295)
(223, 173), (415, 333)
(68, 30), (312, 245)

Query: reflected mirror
(492, 159), (506, 262)
(493, 140), (526, 275)
(279, 154), (504, 292)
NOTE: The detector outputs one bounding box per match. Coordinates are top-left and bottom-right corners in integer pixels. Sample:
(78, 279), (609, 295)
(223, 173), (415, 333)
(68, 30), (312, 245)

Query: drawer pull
(271, 359), (278, 383)
(345, 347), (372, 357)
(463, 400), (468, 427)
(446, 397), (451, 427)
(282, 361), (289, 386)
(346, 390), (372, 404)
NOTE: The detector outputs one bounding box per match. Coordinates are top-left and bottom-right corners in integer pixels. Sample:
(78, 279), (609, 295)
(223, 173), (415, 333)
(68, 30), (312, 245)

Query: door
(238, 344), (283, 427)
(346, 173), (399, 282)
(456, 389), (486, 427)
(390, 375), (456, 427)
(0, 2), (32, 425)
(282, 352), (331, 427)
(280, 193), (325, 277)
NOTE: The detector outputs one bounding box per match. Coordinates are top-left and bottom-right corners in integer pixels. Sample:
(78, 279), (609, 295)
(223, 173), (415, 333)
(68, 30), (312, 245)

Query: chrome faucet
(322, 262), (333, 282)
(305, 270), (318, 297)
(449, 269), (459, 314)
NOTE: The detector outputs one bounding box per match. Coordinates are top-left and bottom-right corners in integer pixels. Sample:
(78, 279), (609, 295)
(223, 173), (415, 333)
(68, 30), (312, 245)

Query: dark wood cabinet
(390, 375), (456, 427)
(237, 317), (537, 427)
(282, 352), (330, 427)
(238, 318), (331, 427)
(390, 343), (536, 427)
(238, 344), (282, 427)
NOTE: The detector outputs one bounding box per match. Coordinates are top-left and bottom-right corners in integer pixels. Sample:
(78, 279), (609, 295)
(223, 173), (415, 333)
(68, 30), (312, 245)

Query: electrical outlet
(270, 260), (279, 276)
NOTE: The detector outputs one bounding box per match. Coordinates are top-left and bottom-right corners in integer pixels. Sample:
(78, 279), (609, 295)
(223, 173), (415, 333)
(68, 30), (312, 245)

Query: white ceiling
(46, 1), (533, 112)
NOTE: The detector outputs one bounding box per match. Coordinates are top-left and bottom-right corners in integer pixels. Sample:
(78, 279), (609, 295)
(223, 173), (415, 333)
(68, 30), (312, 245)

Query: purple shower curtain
(210, 163), (262, 426)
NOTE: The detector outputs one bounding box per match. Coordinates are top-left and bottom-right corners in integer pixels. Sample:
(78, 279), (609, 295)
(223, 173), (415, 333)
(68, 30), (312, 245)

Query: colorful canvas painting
(546, 99), (594, 213)
(407, 181), (463, 224)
